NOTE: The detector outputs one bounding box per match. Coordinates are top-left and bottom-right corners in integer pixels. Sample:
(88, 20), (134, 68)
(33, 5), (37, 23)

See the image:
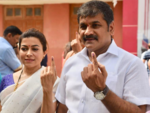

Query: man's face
(78, 13), (114, 54)
(9, 34), (20, 48)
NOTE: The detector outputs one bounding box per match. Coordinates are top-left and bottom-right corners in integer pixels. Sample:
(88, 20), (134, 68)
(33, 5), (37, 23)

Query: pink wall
(43, 4), (69, 76)
(114, 1), (123, 48)
(0, 5), (3, 36)
(122, 0), (138, 55)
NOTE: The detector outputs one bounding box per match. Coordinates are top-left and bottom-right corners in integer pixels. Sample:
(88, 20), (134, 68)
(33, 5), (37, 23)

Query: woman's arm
(0, 102), (2, 111)
(40, 57), (57, 113)
(41, 89), (57, 113)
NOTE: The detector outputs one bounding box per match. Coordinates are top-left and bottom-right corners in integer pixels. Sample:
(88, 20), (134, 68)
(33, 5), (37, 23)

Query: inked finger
(51, 56), (55, 71)
(54, 66), (57, 77)
(88, 64), (93, 74)
(91, 52), (98, 70)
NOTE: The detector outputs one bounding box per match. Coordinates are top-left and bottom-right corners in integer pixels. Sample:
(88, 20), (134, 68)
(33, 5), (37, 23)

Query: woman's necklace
(14, 68), (23, 91)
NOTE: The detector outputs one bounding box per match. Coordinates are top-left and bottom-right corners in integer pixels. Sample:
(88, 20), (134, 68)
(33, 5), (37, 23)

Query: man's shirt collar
(80, 40), (119, 59)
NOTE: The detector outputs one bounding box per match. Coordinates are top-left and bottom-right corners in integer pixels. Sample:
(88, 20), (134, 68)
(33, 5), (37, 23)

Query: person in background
(141, 43), (150, 62)
(0, 28), (59, 113)
(56, 1), (150, 113)
(41, 54), (48, 66)
(63, 42), (72, 59)
(141, 43), (150, 77)
(63, 32), (83, 65)
(14, 43), (21, 61)
(62, 42), (72, 67)
(0, 26), (22, 82)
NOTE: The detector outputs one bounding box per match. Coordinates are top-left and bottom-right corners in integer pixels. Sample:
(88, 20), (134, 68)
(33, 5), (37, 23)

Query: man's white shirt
(56, 40), (150, 113)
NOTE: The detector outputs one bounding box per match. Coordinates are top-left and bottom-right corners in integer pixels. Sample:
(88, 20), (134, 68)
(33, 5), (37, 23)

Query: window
(6, 8), (13, 16)
(26, 8), (32, 16)
(15, 8), (21, 16)
(35, 8), (41, 16)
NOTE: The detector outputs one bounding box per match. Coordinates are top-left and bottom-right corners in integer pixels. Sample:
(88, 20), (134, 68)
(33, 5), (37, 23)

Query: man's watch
(94, 85), (109, 100)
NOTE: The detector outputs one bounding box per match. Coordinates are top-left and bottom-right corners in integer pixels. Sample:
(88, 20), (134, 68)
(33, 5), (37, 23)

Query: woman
(0, 28), (59, 113)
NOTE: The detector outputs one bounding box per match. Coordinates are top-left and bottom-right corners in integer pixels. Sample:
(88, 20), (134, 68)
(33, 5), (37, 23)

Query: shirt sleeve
(2, 48), (21, 71)
(55, 67), (67, 105)
(123, 58), (150, 107)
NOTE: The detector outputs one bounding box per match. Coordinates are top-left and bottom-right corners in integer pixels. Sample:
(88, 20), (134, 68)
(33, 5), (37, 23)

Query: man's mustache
(83, 35), (98, 41)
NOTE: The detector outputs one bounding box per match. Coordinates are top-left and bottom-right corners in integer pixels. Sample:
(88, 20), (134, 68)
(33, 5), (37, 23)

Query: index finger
(76, 32), (81, 44)
(51, 56), (55, 71)
(91, 52), (98, 70)
(71, 39), (75, 46)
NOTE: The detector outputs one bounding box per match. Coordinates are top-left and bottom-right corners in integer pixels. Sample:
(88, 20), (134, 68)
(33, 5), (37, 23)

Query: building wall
(122, 0), (138, 55)
(0, 5), (3, 36)
(114, 1), (123, 48)
(43, 4), (69, 76)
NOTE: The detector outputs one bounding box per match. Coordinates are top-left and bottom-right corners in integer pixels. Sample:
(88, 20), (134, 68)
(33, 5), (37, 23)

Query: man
(0, 26), (22, 79)
(56, 1), (150, 113)
(141, 43), (150, 77)
(141, 43), (150, 64)
(141, 43), (150, 62)
(63, 32), (83, 65)
(142, 45), (150, 77)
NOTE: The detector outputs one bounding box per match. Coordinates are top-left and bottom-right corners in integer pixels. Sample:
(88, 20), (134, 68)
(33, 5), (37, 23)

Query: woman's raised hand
(40, 56), (57, 92)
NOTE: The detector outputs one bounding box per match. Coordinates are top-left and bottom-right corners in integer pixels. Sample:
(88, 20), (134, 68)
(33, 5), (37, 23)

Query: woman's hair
(19, 28), (47, 51)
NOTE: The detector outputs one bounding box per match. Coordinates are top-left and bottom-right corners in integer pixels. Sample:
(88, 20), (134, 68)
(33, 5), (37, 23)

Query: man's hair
(77, 0), (114, 27)
(3, 25), (22, 37)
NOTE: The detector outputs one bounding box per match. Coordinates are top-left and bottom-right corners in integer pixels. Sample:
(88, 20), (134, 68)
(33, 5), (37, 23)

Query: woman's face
(19, 37), (46, 68)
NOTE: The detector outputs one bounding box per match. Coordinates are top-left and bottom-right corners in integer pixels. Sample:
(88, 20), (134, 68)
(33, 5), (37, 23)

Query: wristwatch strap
(103, 85), (109, 95)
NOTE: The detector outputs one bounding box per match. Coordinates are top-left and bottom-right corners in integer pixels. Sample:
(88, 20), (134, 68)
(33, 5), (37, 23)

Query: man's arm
(3, 48), (21, 71)
(14, 65), (22, 72)
(102, 90), (146, 113)
(56, 102), (68, 113)
(81, 52), (147, 113)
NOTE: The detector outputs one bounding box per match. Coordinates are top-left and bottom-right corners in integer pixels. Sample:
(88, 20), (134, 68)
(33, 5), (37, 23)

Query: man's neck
(87, 41), (112, 61)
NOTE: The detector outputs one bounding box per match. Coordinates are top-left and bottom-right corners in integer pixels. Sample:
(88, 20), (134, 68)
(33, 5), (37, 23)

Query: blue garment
(0, 74), (14, 92)
(41, 54), (47, 66)
(0, 73), (2, 84)
(0, 37), (21, 78)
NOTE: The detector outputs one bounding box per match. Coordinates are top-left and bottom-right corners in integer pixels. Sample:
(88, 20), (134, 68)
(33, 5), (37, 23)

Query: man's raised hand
(71, 32), (82, 53)
(81, 52), (107, 93)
